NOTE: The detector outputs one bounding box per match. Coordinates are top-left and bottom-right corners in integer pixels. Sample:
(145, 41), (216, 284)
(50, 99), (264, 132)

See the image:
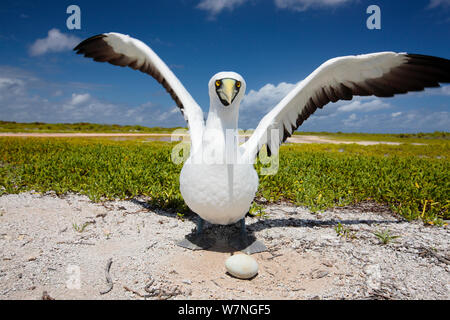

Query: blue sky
(0, 0), (449, 132)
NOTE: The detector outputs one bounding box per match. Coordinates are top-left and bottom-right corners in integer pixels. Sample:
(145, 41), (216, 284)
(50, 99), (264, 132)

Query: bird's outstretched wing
(241, 52), (450, 159)
(74, 32), (204, 151)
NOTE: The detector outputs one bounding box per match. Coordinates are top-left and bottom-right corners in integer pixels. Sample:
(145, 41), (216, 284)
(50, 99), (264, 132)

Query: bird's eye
(215, 80), (221, 87)
(236, 81), (241, 88)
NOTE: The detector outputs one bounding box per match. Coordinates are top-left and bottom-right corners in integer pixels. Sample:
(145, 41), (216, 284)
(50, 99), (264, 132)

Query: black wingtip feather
(73, 33), (187, 112)
(73, 34), (107, 52)
(405, 53), (450, 82)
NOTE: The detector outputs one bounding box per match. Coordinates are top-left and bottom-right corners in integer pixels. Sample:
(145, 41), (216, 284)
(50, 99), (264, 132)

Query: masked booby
(74, 32), (450, 254)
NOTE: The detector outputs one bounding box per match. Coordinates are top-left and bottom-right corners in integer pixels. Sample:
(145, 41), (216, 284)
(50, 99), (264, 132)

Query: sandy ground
(0, 192), (448, 300)
(0, 132), (406, 146)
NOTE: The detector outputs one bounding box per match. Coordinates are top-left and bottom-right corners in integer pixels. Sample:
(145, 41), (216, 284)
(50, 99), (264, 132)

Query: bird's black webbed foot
(177, 234), (215, 250)
(177, 217), (215, 250)
(228, 218), (267, 254)
(229, 236), (267, 255)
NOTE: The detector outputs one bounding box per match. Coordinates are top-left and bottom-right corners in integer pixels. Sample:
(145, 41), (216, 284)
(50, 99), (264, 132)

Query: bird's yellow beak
(216, 78), (240, 106)
(221, 79), (236, 105)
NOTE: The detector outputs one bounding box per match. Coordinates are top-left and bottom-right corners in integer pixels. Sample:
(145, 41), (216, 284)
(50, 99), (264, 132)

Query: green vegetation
(373, 229), (401, 245)
(248, 202), (269, 219)
(334, 222), (357, 239)
(259, 143), (449, 224)
(0, 137), (448, 225)
(72, 221), (93, 233)
(0, 137), (188, 212)
(0, 120), (183, 134)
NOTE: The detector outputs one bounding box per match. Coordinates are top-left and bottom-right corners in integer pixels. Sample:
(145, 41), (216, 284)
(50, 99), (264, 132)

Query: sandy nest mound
(0, 192), (448, 300)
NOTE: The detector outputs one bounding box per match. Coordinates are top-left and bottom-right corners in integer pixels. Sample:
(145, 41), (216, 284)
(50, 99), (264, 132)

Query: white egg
(225, 253), (259, 279)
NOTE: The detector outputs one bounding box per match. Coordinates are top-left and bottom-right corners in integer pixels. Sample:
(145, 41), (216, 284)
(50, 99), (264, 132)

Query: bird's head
(209, 72), (246, 109)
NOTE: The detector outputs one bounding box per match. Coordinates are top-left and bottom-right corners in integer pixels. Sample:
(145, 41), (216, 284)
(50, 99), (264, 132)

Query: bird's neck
(202, 102), (240, 160)
(205, 102), (239, 136)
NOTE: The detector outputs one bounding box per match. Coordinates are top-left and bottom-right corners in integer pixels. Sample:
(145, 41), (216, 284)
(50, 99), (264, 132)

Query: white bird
(75, 33), (449, 254)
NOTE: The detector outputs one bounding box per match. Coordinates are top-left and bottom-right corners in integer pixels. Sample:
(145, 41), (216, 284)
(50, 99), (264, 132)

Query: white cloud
(239, 82), (393, 129)
(428, 0), (450, 8)
(408, 85), (450, 97)
(342, 113), (358, 127)
(196, 0), (449, 17)
(237, 79), (449, 132)
(303, 109), (450, 133)
(241, 82), (297, 111)
(52, 90), (63, 97)
(337, 99), (391, 113)
(274, 0), (353, 11)
(439, 85), (450, 95)
(197, 0), (356, 16)
(0, 78), (26, 96)
(158, 107), (179, 121)
(239, 81), (297, 128)
(69, 93), (91, 106)
(197, 0), (248, 17)
(59, 94), (183, 125)
(0, 67), (185, 127)
(29, 28), (81, 56)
